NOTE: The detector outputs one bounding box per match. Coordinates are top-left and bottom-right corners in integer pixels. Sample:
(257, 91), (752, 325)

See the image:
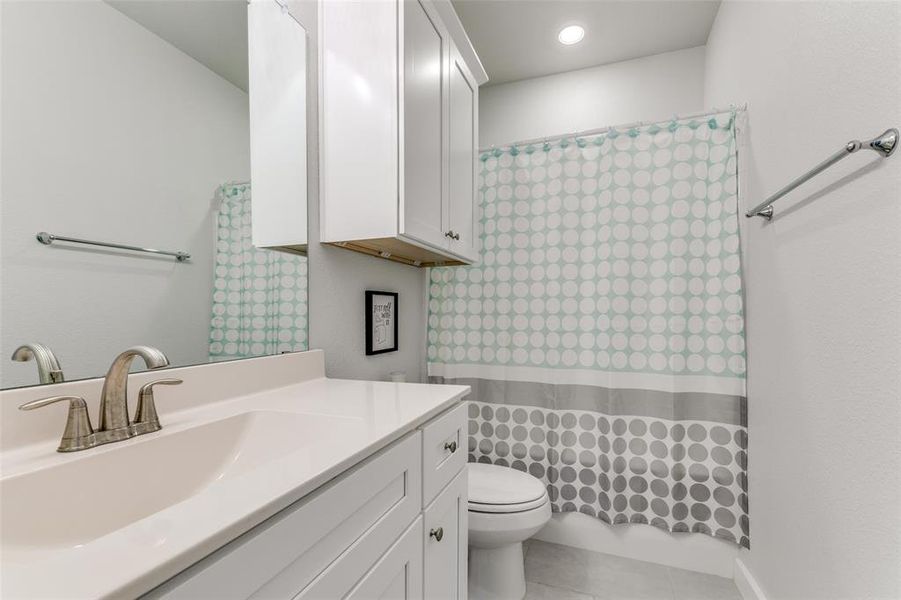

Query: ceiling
(452, 0), (720, 86)
(107, 0), (248, 91)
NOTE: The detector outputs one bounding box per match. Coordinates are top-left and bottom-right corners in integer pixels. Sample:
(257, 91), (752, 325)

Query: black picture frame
(365, 291), (399, 355)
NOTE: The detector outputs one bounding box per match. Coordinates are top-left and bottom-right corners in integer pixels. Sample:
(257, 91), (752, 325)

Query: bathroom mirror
(0, 0), (310, 389)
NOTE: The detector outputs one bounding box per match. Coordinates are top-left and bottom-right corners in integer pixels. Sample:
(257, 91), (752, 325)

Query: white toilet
(467, 463), (552, 600)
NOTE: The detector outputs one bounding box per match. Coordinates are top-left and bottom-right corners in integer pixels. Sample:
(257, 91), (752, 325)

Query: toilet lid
(468, 463), (548, 513)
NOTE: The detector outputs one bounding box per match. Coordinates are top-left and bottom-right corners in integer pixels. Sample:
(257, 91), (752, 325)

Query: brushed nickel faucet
(18, 346), (181, 452)
(10, 343), (65, 384)
(97, 346), (170, 443)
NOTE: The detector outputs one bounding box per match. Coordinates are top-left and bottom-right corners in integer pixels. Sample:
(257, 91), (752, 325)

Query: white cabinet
(321, 0), (486, 267)
(446, 43), (478, 261)
(145, 404), (468, 600)
(346, 519), (424, 600)
(145, 432), (422, 600)
(424, 470), (468, 600)
(422, 403), (467, 505)
(300, 518), (424, 600)
(247, 0), (308, 254)
(401, 0), (447, 251)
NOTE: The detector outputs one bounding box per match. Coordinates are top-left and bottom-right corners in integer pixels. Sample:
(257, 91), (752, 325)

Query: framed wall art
(365, 290), (398, 355)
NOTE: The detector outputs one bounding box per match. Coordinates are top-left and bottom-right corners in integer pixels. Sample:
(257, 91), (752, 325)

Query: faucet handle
(19, 396), (95, 452)
(133, 378), (182, 435)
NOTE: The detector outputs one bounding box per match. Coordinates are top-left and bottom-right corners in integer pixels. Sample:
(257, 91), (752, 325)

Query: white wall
(288, 0), (427, 383)
(705, 2), (901, 598)
(479, 46), (705, 148)
(0, 1), (250, 387)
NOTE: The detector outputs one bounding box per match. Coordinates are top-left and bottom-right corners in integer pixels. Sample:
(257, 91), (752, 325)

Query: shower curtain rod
(478, 104), (747, 153)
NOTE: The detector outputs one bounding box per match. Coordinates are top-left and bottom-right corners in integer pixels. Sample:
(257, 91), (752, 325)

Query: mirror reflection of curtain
(428, 111), (750, 548)
(208, 183), (308, 360)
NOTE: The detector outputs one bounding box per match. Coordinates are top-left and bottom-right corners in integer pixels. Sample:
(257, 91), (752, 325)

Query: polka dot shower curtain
(208, 183), (308, 360)
(427, 110), (750, 548)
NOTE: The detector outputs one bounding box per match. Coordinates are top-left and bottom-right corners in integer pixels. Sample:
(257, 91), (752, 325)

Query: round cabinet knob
(429, 527), (444, 542)
(444, 230), (454, 238)
(444, 440), (457, 453)
(452, 232), (460, 240)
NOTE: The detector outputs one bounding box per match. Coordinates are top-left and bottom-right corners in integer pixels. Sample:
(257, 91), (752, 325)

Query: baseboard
(734, 557), (767, 600)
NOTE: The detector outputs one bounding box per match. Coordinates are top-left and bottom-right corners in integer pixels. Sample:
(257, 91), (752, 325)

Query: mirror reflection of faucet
(10, 343), (65, 384)
(17, 346), (181, 452)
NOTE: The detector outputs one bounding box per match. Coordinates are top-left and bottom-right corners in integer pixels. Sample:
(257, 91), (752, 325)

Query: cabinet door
(423, 469), (468, 600)
(320, 0), (400, 243)
(446, 43), (478, 262)
(347, 518), (424, 600)
(248, 0), (308, 251)
(400, 0), (448, 250)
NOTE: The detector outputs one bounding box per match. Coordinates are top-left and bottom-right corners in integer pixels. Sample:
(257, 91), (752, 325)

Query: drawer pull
(444, 440), (458, 453)
(429, 527), (444, 542)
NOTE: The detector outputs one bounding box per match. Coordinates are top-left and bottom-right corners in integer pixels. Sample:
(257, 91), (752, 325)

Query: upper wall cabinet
(248, 0), (308, 254)
(320, 0), (486, 267)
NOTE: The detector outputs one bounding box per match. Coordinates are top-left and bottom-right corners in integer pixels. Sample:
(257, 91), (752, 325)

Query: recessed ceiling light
(558, 25), (585, 45)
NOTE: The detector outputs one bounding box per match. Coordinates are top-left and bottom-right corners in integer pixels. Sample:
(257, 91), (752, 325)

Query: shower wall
(479, 46), (705, 148)
(705, 1), (901, 598)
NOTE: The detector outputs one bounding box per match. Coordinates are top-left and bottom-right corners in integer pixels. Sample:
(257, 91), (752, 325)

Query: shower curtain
(208, 182), (308, 360)
(428, 111), (749, 548)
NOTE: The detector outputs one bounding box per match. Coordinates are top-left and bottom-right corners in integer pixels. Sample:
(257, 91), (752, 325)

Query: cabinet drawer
(424, 469), (468, 600)
(146, 432), (422, 600)
(421, 403), (466, 505)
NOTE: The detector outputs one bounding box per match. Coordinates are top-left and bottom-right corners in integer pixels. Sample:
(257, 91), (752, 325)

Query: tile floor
(523, 540), (742, 600)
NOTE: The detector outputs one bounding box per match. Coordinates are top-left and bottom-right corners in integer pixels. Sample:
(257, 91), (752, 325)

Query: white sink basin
(1, 410), (360, 558)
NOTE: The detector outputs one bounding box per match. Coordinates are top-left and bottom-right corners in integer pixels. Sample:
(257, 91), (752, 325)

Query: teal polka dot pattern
(209, 183), (308, 359)
(428, 112), (746, 381)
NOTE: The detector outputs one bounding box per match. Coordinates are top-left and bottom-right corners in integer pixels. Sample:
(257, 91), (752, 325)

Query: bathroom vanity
(0, 351), (470, 599)
(2, 1), (476, 596)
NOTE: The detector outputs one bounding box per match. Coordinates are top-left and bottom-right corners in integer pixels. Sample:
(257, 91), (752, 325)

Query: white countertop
(1, 375), (469, 599)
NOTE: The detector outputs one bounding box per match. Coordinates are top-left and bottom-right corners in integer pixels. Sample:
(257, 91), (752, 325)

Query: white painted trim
(428, 362), (746, 396)
(734, 557), (767, 600)
(430, 0), (488, 85)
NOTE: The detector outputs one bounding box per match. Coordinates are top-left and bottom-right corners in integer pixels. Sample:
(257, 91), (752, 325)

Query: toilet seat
(469, 496), (549, 513)
(468, 463), (549, 514)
